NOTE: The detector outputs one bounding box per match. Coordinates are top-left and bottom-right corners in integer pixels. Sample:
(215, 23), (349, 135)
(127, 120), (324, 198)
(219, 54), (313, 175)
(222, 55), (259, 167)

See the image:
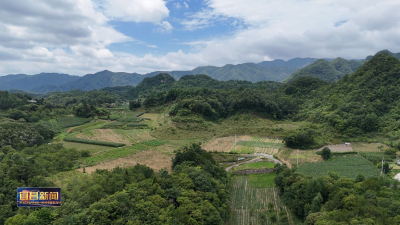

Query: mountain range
(0, 51), (397, 93)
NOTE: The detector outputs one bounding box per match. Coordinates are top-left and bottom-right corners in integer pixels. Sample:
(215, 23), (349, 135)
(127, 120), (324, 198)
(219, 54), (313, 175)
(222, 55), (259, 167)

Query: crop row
(38, 117), (91, 133)
(64, 137), (125, 147)
(230, 176), (293, 225)
(127, 123), (148, 127)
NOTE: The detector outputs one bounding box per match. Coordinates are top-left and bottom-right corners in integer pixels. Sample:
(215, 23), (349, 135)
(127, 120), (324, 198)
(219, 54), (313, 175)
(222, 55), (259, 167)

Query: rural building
(28, 100), (37, 103)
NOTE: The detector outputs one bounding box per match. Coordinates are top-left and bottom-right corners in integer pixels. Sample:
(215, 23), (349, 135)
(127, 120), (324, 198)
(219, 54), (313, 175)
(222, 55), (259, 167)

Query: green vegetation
(38, 116), (91, 133)
(297, 155), (379, 179)
(233, 161), (275, 171)
(283, 57), (363, 83)
(230, 176), (294, 225)
(62, 141), (114, 154)
(248, 173), (277, 188)
(68, 120), (109, 133)
(359, 151), (396, 164)
(2, 141), (230, 225)
(64, 137), (125, 147)
(275, 163), (400, 224)
(79, 144), (148, 166)
(141, 139), (169, 147)
(321, 147), (331, 160)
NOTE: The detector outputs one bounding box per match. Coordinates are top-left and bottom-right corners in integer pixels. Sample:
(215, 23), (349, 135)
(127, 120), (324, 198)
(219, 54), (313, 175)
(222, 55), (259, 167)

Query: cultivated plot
(77, 150), (174, 174)
(202, 135), (283, 154)
(297, 155), (380, 179)
(230, 176), (294, 225)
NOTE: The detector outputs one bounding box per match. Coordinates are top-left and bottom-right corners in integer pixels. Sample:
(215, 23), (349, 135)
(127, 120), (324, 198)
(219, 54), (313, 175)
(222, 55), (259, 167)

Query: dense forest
(274, 164), (400, 224)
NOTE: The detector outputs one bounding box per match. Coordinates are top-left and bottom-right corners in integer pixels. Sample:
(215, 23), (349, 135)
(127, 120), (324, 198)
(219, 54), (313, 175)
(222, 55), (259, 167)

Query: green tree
(310, 193), (323, 213)
(321, 147), (331, 160)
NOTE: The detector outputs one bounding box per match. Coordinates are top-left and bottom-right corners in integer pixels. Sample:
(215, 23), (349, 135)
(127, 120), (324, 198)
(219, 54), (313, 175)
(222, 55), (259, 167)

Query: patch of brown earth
(77, 150), (173, 174)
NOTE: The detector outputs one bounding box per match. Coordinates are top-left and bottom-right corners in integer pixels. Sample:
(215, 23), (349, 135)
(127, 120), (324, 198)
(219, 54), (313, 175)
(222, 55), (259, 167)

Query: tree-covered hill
(283, 58), (363, 83)
(298, 51), (400, 140)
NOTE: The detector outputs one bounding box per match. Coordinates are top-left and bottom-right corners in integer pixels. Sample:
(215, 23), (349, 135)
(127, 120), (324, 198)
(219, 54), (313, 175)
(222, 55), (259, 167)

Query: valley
(2, 51), (400, 224)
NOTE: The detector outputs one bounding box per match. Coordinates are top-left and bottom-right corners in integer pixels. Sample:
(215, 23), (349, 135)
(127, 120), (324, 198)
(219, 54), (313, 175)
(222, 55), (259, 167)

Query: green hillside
(298, 51), (400, 140)
(283, 58), (363, 83)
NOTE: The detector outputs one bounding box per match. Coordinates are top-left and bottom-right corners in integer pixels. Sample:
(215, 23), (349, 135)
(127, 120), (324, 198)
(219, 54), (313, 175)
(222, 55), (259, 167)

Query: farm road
(225, 153), (283, 172)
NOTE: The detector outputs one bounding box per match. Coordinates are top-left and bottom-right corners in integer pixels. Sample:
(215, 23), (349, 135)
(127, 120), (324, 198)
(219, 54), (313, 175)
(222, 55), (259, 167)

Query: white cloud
(183, 2), (189, 9)
(1, 0), (400, 77)
(100, 0), (169, 23)
(155, 21), (173, 33)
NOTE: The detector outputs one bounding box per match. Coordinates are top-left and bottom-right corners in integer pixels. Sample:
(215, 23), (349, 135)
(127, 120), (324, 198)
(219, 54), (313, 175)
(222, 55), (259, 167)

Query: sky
(0, 0), (400, 76)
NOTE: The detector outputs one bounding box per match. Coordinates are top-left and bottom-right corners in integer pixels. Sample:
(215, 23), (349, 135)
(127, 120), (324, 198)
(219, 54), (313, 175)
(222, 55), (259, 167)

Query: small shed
(345, 142), (351, 147)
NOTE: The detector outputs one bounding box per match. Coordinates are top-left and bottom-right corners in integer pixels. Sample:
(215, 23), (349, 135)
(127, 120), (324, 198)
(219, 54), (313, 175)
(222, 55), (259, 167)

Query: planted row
(64, 137), (125, 147)
(127, 123), (148, 127)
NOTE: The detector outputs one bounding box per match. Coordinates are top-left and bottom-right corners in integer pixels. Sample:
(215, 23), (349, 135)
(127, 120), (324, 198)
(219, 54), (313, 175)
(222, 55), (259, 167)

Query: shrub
(321, 147), (331, 160)
(63, 137), (125, 147)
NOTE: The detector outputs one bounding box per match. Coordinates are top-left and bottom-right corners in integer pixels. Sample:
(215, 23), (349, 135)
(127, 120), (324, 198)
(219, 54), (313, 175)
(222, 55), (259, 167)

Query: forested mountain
(0, 73), (79, 91)
(103, 74), (284, 101)
(297, 51), (400, 141)
(283, 57), (363, 82)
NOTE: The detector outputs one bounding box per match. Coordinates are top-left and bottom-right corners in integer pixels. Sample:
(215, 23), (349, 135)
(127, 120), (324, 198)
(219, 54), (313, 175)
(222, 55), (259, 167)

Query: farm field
(231, 162), (275, 172)
(54, 112), (205, 172)
(77, 150), (174, 174)
(62, 141), (115, 154)
(38, 116), (91, 133)
(202, 135), (283, 154)
(351, 142), (389, 152)
(67, 120), (109, 133)
(230, 176), (295, 225)
(74, 129), (134, 145)
(77, 144), (149, 166)
(297, 155), (380, 179)
(151, 112), (304, 140)
(277, 148), (322, 168)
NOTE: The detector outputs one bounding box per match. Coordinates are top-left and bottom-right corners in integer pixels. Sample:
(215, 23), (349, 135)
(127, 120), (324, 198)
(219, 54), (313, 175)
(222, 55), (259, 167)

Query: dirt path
(225, 153), (283, 172)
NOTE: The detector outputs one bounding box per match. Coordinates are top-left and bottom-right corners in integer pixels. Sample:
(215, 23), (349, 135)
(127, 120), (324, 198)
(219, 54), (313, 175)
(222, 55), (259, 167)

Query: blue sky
(0, 0), (399, 75)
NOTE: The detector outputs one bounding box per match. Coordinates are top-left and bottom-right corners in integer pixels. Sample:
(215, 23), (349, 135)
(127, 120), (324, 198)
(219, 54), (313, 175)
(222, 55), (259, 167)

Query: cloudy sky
(0, 0), (399, 76)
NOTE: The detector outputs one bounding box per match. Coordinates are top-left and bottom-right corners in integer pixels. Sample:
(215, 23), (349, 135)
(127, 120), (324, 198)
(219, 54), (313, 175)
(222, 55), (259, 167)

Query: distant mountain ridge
(0, 73), (79, 91)
(1, 51), (397, 93)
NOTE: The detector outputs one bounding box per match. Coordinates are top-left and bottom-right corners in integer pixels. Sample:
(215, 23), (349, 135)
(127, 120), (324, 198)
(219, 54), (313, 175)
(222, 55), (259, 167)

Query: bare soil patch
(202, 135), (282, 153)
(77, 150), (173, 174)
(202, 136), (235, 152)
(316, 144), (353, 152)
